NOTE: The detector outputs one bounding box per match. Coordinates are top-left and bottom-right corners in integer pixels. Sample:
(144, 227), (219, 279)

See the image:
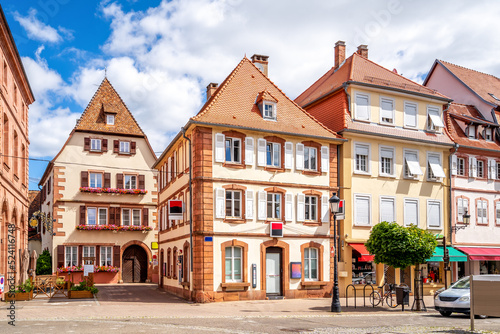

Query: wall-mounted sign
(0, 275), (4, 296)
(290, 262), (302, 279)
(151, 242), (158, 250)
(270, 222), (283, 237)
(83, 265), (94, 277)
(204, 236), (213, 242)
(252, 264), (257, 288)
(168, 200), (184, 220)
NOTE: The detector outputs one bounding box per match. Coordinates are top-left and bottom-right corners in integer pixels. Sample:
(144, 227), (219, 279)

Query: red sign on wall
(270, 222), (283, 238)
(168, 200), (183, 220)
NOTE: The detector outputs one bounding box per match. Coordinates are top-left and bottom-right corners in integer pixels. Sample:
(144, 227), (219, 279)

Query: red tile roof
(296, 53), (449, 107)
(431, 60), (500, 106)
(192, 57), (341, 140)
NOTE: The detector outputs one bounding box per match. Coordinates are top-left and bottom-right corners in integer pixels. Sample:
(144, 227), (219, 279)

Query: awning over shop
(427, 246), (467, 262)
(455, 247), (500, 261)
(350, 243), (374, 262)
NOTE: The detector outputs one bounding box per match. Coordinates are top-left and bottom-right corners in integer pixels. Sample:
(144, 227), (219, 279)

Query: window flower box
(57, 265), (120, 273)
(79, 187), (147, 195)
(5, 290), (33, 301)
(76, 224), (152, 231)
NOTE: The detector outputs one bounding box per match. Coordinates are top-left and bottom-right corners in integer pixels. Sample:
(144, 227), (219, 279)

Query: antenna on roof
(104, 67), (107, 78)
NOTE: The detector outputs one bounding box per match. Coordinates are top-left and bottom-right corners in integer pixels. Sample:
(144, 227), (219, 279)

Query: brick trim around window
(220, 239), (250, 291)
(222, 184), (247, 223)
(300, 241), (325, 287)
(475, 197), (489, 226)
(222, 130), (246, 168)
(264, 135), (286, 171)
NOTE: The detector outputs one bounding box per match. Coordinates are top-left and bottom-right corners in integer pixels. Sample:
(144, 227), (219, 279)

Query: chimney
(251, 54), (269, 76)
(206, 83), (218, 101)
(357, 45), (368, 58)
(334, 40), (346, 70)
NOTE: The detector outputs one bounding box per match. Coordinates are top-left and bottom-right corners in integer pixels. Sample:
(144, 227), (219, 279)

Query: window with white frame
(355, 93), (370, 121)
(124, 175), (137, 189)
(304, 146), (317, 171)
(427, 200), (442, 228)
(497, 162), (500, 180)
(427, 153), (445, 181)
(457, 158), (465, 176)
(404, 198), (419, 227)
(87, 207), (107, 225)
(122, 208), (141, 226)
(305, 195), (318, 221)
(98, 208), (107, 225)
(89, 172), (102, 188)
(484, 128), (493, 141)
(379, 146), (394, 176)
(404, 102), (418, 128)
(427, 106), (444, 131)
(100, 246), (112, 266)
(304, 248), (318, 281)
(90, 138), (101, 151)
(266, 142), (280, 167)
(404, 150), (422, 178)
(119, 141), (130, 153)
(477, 160), (485, 178)
(83, 246), (95, 264)
(225, 190), (241, 218)
(87, 207), (97, 225)
(380, 97), (394, 124)
(225, 246), (242, 282)
(354, 194), (370, 226)
(468, 125), (476, 139)
(380, 196), (395, 223)
(65, 246), (77, 267)
(354, 143), (370, 173)
(263, 102), (276, 120)
(477, 199), (488, 224)
(225, 137), (241, 163)
(457, 198), (469, 223)
(267, 193), (281, 219)
(106, 114), (115, 125)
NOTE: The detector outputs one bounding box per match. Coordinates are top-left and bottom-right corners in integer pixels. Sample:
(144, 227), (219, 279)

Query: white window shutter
(245, 190), (254, 219)
(215, 133), (225, 163)
(321, 195), (329, 223)
(167, 157), (172, 183)
(257, 139), (267, 167)
(245, 137), (254, 166)
(258, 191), (267, 220)
(457, 198), (464, 222)
(215, 188), (225, 219)
(489, 159), (496, 179)
(296, 143), (304, 170)
(285, 193), (293, 222)
(451, 155), (457, 176)
(472, 157), (477, 177)
(321, 146), (329, 173)
(297, 194), (305, 222)
(496, 201), (500, 225)
(284, 142), (293, 169)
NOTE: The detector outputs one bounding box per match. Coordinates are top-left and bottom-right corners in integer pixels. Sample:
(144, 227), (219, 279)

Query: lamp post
(329, 192), (341, 313)
(451, 209), (470, 233)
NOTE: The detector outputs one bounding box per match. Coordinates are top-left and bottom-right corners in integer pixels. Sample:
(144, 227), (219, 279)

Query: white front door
(266, 252), (281, 295)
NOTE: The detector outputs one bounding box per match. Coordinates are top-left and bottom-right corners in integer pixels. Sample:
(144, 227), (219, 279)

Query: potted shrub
(68, 280), (98, 299)
(5, 279), (33, 301)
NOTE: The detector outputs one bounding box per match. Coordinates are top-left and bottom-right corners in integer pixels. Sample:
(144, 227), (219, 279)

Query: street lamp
(329, 192), (341, 313)
(451, 209), (470, 233)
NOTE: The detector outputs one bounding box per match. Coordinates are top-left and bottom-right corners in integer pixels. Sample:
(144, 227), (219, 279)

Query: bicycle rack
(363, 284), (375, 307)
(345, 284), (356, 308)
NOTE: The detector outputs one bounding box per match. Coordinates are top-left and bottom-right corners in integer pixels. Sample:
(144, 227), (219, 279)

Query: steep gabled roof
(75, 78), (145, 136)
(425, 60), (500, 107)
(192, 57), (341, 140)
(296, 53), (449, 108)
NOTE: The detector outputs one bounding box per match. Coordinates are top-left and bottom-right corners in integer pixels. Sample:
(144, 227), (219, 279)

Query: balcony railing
(76, 224), (152, 231)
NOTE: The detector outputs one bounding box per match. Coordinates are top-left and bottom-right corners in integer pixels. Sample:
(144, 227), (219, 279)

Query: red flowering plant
(76, 224), (152, 231)
(57, 265), (119, 273)
(79, 187), (147, 195)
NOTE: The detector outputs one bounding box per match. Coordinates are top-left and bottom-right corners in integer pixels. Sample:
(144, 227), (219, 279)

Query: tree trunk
(414, 264), (421, 311)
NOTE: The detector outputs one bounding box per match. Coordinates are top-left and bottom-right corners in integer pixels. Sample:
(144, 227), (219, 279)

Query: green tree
(365, 221), (437, 310)
(36, 249), (52, 275)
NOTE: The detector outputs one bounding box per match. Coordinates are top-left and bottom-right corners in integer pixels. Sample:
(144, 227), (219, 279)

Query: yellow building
(296, 42), (454, 296)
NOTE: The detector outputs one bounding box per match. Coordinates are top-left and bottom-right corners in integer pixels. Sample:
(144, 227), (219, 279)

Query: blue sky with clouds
(1, 0), (500, 190)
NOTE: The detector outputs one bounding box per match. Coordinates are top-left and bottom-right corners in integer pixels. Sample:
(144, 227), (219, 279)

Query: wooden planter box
(68, 290), (94, 299)
(5, 290), (33, 301)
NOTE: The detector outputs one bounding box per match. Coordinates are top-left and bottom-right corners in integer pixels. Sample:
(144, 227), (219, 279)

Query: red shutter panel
(116, 207), (121, 225)
(131, 141), (136, 154)
(78, 245), (83, 266)
(81, 171), (88, 187)
(57, 245), (64, 268)
(113, 245), (121, 268)
(113, 140), (119, 153)
(104, 173), (111, 188)
(138, 174), (145, 189)
(142, 208), (149, 227)
(84, 137), (90, 151)
(96, 246), (100, 266)
(117, 173), (124, 189)
(80, 205), (86, 225)
(102, 139), (108, 152)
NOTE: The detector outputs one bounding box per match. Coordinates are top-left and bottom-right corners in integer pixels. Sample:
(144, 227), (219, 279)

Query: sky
(2, 0), (500, 190)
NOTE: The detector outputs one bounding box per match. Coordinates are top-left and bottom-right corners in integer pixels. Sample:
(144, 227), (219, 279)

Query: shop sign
(270, 222), (283, 237)
(168, 200), (183, 220)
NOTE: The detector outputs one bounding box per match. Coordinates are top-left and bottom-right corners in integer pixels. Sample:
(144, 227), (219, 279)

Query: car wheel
(439, 311), (452, 317)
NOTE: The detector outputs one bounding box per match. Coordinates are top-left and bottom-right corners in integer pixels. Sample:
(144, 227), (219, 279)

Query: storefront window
(351, 254), (375, 285)
(424, 262), (442, 283)
(481, 261), (500, 274)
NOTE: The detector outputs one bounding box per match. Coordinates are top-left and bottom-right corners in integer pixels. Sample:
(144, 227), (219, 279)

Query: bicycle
(369, 283), (398, 308)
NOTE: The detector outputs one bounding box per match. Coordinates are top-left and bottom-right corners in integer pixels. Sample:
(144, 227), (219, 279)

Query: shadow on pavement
(96, 283), (187, 303)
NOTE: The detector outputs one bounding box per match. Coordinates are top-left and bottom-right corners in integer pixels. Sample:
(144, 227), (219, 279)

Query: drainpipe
(343, 83), (351, 114)
(181, 127), (193, 277)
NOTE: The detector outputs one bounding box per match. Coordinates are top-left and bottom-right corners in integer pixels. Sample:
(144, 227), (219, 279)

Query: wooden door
(122, 245), (147, 283)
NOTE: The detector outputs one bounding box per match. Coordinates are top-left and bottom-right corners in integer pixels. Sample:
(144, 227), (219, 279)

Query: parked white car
(434, 276), (486, 318)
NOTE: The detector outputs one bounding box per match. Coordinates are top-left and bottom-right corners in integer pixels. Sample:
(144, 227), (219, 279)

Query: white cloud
(13, 8), (71, 43)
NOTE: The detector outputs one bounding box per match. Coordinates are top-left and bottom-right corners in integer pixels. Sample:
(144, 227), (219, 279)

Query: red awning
(350, 243), (374, 262)
(455, 247), (500, 261)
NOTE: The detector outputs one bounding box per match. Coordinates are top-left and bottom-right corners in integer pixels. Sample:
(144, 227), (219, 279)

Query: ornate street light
(451, 209), (470, 233)
(329, 192), (341, 313)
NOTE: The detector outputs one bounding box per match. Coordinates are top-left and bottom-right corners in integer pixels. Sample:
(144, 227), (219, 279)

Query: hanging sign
(168, 200), (184, 220)
(336, 199), (345, 220)
(270, 222), (283, 237)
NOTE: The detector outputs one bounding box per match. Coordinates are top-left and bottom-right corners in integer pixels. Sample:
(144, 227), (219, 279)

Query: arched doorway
(122, 245), (148, 283)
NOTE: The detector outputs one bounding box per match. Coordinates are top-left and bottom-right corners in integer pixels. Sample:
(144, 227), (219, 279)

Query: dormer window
(468, 125), (476, 139)
(427, 106), (444, 131)
(484, 128), (493, 141)
(263, 102), (276, 120)
(106, 114), (115, 125)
